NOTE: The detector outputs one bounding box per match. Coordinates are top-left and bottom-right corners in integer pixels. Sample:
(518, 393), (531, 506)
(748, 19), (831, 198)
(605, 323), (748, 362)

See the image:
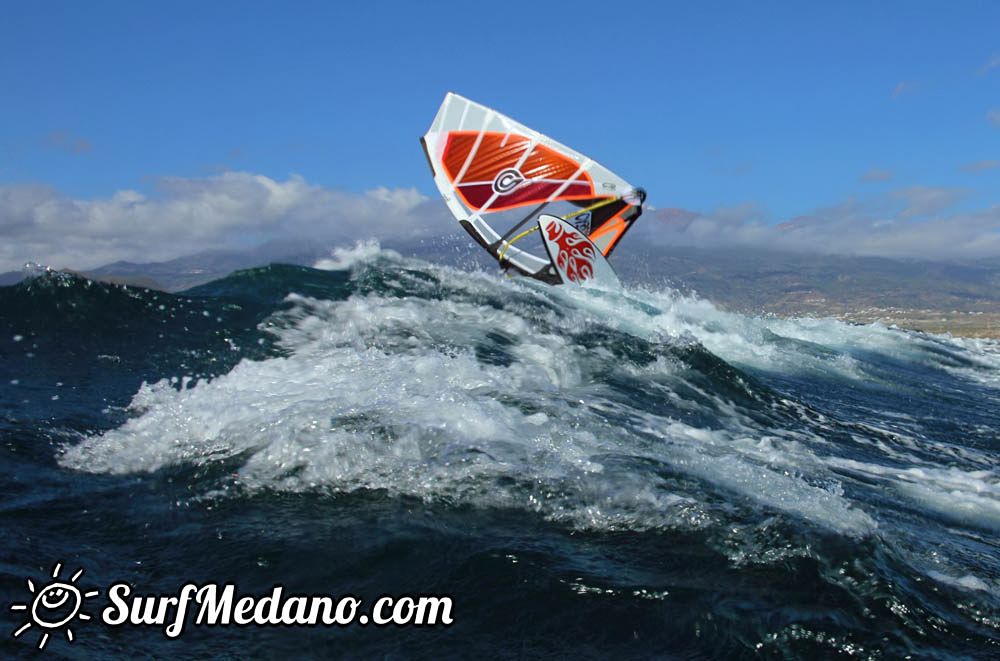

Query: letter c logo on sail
(492, 168), (525, 195)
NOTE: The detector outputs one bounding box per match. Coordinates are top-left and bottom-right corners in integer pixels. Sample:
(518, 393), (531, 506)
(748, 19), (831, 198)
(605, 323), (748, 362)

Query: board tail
(537, 215), (620, 289)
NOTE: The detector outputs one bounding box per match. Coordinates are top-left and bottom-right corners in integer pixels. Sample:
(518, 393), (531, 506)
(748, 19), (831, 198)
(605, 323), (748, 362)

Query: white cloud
(4, 171), (999, 273)
(989, 109), (1000, 127)
(859, 168), (893, 183)
(636, 189), (1000, 261)
(45, 130), (92, 154)
(891, 81), (916, 99)
(980, 54), (1000, 74)
(961, 160), (1000, 173)
(0, 172), (446, 272)
(893, 185), (968, 219)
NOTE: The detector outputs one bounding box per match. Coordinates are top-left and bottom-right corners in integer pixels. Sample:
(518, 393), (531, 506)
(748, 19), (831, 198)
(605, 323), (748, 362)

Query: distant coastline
(5, 241), (1000, 342)
(835, 309), (1000, 340)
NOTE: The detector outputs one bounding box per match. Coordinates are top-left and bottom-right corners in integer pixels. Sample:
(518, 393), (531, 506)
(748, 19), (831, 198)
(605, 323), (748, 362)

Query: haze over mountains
(4, 229), (1000, 337)
(3, 187), (999, 338)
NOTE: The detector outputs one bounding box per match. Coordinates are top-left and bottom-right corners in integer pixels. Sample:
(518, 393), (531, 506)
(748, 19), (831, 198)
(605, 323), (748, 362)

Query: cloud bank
(638, 188), (1000, 261)
(0, 172), (449, 272)
(2, 172), (1000, 273)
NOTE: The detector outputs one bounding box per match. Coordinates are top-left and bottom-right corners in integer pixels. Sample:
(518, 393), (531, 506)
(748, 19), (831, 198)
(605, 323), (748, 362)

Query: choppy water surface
(2, 245), (998, 658)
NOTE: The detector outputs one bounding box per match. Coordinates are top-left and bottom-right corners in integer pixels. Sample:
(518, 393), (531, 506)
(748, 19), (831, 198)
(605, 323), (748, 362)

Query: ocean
(2, 243), (998, 658)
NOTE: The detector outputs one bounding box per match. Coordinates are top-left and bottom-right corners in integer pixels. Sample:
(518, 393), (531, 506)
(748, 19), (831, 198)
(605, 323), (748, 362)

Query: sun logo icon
(9, 562), (99, 650)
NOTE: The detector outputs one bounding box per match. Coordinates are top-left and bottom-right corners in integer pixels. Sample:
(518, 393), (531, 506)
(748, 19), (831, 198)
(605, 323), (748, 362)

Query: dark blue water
(2, 247), (999, 658)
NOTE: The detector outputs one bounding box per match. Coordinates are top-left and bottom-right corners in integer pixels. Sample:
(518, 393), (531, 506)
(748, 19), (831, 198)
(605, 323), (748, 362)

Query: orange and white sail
(421, 93), (644, 284)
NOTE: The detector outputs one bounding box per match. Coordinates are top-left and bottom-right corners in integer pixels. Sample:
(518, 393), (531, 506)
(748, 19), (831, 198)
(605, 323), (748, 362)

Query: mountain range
(4, 237), (1000, 336)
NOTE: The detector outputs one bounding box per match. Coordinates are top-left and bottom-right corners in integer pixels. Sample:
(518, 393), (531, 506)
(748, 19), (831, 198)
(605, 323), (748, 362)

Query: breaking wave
(10, 243), (996, 655)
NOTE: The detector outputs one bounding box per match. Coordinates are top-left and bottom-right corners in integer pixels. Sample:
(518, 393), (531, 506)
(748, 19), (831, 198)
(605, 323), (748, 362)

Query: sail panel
(421, 92), (644, 275)
(423, 93), (633, 216)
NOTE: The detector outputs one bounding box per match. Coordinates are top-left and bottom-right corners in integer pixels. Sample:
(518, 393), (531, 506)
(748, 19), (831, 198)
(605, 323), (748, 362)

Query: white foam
(58, 253), (999, 550)
(934, 335), (1000, 391)
(826, 457), (1000, 531)
(59, 273), (875, 537)
(927, 571), (996, 594)
(313, 240), (396, 271)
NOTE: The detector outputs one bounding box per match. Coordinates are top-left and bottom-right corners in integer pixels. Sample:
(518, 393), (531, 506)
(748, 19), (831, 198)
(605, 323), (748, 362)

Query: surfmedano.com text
(103, 583), (454, 637)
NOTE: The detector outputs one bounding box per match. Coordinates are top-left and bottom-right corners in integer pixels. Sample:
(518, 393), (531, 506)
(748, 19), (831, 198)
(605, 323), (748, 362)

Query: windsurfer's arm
(625, 187), (646, 220)
(625, 187), (647, 208)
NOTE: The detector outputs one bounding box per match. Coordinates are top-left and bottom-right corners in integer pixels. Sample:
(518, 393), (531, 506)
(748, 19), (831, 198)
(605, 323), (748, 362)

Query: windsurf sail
(421, 92), (645, 285)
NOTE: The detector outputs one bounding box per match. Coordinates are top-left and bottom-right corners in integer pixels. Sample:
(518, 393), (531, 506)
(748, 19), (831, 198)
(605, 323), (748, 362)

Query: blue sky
(1, 1), (999, 269)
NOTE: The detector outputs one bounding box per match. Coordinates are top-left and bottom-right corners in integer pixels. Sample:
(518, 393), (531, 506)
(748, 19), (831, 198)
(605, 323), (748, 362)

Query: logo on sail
(491, 168), (525, 195)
